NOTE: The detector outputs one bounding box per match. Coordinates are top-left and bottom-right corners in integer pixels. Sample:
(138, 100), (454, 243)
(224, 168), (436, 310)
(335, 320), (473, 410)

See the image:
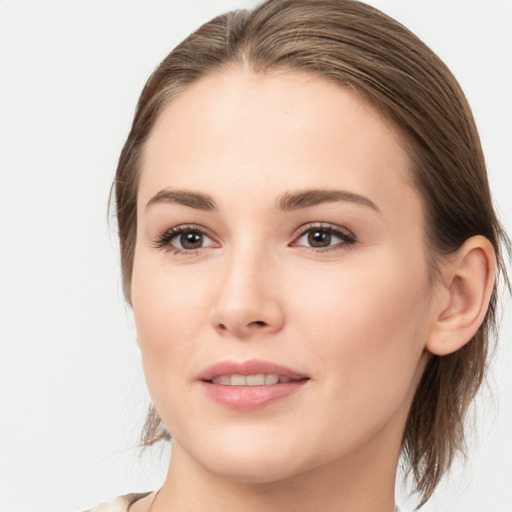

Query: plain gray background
(1, 1), (511, 511)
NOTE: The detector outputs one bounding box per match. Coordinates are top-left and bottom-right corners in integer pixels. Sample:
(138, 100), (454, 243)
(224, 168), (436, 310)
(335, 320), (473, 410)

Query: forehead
(139, 69), (417, 220)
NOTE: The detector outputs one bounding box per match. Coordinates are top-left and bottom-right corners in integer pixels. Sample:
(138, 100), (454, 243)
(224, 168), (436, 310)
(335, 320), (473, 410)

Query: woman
(93, 0), (508, 510)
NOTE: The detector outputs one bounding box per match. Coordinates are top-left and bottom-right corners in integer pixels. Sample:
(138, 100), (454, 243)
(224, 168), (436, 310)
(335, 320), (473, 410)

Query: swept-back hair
(113, 0), (510, 505)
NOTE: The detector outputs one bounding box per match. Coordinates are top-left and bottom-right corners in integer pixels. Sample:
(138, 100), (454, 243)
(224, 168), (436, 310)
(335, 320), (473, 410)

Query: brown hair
(113, 0), (510, 505)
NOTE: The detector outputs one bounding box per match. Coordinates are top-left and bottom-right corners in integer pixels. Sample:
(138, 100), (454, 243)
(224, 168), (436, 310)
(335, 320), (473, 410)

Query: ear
(426, 236), (496, 356)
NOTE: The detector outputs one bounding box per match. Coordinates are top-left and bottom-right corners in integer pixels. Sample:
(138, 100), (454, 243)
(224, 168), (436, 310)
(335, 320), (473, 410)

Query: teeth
(216, 375), (231, 385)
(211, 374), (295, 386)
(265, 374), (279, 385)
(246, 374), (265, 385)
(231, 375), (247, 386)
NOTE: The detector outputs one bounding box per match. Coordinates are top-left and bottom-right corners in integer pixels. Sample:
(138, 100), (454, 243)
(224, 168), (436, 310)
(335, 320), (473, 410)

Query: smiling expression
(131, 70), (438, 483)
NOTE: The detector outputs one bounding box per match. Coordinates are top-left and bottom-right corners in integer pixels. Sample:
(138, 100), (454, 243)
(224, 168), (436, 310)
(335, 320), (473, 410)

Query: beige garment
(83, 493), (152, 512)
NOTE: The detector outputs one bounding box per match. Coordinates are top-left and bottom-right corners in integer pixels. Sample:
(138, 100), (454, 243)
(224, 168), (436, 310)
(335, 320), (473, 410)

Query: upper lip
(198, 359), (309, 381)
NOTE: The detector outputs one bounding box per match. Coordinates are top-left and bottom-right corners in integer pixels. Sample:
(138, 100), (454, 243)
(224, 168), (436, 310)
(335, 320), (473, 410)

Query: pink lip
(198, 359), (308, 381)
(199, 359), (309, 411)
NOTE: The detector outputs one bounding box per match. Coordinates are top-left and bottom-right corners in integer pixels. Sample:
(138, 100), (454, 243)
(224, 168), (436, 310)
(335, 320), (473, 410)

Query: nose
(209, 246), (285, 337)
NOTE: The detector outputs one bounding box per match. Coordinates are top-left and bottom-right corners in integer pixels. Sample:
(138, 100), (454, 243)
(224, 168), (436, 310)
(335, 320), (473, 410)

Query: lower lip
(201, 380), (308, 411)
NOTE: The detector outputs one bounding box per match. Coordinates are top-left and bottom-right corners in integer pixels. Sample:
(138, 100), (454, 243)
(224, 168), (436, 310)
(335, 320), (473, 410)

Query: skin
(130, 70), (458, 512)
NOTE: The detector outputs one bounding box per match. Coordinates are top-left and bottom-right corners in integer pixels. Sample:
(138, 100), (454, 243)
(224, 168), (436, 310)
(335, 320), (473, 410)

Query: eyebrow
(145, 188), (380, 213)
(276, 189), (381, 212)
(145, 189), (217, 211)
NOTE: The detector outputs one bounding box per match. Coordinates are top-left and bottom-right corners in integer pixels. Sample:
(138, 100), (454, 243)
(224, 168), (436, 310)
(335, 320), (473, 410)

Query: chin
(206, 456), (304, 485)
(184, 430), (311, 484)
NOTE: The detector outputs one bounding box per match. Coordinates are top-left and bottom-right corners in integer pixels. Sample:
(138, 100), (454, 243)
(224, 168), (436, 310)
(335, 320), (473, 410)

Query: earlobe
(426, 236), (496, 356)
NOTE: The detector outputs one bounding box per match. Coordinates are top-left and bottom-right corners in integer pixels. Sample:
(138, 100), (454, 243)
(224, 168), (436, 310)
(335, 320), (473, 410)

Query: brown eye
(294, 224), (356, 251)
(307, 230), (332, 247)
(179, 231), (204, 249)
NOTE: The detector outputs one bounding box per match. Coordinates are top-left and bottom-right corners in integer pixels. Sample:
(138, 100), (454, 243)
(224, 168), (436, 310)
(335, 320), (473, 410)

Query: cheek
(290, 250), (431, 401)
(286, 258), (432, 457)
(295, 252), (429, 334)
(131, 259), (212, 431)
(131, 253), (209, 376)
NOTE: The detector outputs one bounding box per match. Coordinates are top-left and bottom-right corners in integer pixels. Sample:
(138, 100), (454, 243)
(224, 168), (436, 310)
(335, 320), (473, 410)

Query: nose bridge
(210, 235), (284, 336)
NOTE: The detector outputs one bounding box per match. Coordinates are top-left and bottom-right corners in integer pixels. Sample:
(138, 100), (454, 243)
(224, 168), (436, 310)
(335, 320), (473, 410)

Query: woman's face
(132, 70), (439, 482)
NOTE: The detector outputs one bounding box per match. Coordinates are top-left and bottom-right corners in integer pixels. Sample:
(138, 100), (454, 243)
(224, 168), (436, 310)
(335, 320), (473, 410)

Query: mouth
(199, 360), (310, 410)
(209, 374), (303, 386)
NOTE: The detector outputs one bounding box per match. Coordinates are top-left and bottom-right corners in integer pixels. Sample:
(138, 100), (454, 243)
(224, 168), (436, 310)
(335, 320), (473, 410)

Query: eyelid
(294, 222), (354, 237)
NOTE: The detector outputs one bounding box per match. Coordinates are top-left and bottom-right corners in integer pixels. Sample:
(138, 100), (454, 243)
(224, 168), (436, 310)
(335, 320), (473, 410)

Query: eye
(293, 223), (356, 251)
(172, 230), (211, 250)
(152, 225), (218, 254)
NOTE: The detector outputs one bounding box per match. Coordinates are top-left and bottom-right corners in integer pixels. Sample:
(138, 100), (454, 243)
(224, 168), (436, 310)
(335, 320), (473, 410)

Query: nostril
(251, 321), (267, 327)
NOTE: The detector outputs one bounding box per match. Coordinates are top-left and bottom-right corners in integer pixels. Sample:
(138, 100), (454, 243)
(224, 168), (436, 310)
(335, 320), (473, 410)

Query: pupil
(308, 230), (331, 247)
(181, 231), (203, 249)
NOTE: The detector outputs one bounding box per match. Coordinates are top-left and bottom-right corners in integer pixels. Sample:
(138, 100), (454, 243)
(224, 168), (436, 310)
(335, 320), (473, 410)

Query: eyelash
(152, 222), (357, 255)
(151, 224), (216, 255)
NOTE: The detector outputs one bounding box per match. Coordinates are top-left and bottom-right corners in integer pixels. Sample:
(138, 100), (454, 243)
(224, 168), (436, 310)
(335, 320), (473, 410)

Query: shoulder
(82, 492), (153, 512)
